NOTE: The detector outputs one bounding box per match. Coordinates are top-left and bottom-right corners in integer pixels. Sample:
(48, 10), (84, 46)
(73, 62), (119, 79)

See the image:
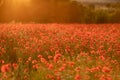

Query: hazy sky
(75, 0), (119, 3)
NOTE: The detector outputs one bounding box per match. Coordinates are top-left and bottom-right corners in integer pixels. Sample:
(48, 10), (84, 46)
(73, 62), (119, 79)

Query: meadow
(0, 24), (120, 80)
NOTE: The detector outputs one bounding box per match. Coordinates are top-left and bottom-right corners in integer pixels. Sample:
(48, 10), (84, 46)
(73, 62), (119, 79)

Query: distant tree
(83, 4), (96, 23)
(69, 1), (85, 23)
(95, 10), (109, 23)
(112, 10), (120, 23)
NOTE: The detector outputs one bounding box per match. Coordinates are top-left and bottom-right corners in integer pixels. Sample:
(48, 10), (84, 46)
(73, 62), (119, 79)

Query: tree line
(0, 0), (120, 23)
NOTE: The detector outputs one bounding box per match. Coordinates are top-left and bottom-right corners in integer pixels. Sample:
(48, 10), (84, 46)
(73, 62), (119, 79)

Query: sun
(17, 0), (31, 4)
(12, 0), (31, 7)
(13, 0), (31, 3)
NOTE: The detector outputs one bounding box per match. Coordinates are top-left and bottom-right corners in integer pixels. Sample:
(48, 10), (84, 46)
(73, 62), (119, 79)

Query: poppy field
(0, 24), (120, 80)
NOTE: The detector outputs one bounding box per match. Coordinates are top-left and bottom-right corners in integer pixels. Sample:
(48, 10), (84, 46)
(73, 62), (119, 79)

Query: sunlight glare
(12, 0), (31, 7)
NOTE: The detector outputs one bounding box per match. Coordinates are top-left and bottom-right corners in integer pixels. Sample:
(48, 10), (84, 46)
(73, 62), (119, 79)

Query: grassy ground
(0, 24), (120, 80)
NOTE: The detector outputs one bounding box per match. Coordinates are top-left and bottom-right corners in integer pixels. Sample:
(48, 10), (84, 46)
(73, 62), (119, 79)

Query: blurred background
(0, 0), (120, 23)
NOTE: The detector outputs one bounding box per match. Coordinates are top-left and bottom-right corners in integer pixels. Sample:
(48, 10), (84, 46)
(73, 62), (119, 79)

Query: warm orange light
(12, 0), (31, 7)
(13, 0), (31, 3)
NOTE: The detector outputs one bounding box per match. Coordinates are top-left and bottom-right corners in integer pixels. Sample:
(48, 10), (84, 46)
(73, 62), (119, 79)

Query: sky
(75, 0), (119, 3)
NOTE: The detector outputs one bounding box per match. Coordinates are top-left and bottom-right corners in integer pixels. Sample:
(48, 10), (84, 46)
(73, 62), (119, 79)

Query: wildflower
(33, 64), (39, 69)
(1, 64), (11, 73)
(54, 53), (62, 63)
(28, 57), (32, 61)
(63, 58), (66, 62)
(38, 54), (42, 59)
(56, 76), (61, 80)
(99, 56), (105, 61)
(102, 66), (111, 73)
(75, 67), (81, 72)
(48, 64), (53, 70)
(41, 57), (47, 64)
(32, 60), (37, 64)
(46, 74), (54, 80)
(59, 66), (65, 71)
(48, 55), (53, 59)
(75, 74), (81, 80)
(68, 62), (75, 67)
(12, 63), (18, 70)
(99, 75), (112, 80)
(0, 60), (4, 64)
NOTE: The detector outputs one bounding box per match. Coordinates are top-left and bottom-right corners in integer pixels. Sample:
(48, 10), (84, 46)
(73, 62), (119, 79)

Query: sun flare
(13, 0), (31, 3)
(12, 0), (31, 7)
